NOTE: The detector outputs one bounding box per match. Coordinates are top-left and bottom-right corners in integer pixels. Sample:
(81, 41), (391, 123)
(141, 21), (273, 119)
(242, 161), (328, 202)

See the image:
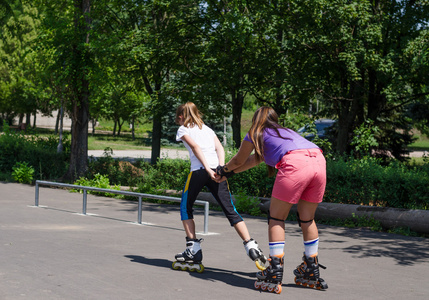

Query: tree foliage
(1, 0), (429, 169)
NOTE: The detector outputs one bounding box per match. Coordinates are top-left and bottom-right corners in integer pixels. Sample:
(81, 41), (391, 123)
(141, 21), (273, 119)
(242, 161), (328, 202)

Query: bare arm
(232, 154), (262, 173)
(225, 140), (262, 173)
(214, 135), (225, 166)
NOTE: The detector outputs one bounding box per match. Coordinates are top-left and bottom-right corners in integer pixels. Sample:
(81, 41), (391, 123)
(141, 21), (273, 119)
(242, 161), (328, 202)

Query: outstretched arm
(225, 140), (262, 173)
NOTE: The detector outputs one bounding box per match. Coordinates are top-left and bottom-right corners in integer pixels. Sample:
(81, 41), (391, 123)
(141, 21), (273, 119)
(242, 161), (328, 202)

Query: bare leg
(296, 200), (319, 241)
(182, 219), (196, 239)
(268, 197), (293, 242)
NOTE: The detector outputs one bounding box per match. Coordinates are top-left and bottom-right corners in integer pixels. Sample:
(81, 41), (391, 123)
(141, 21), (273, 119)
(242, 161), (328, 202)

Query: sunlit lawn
(409, 133), (429, 151)
(88, 134), (152, 150)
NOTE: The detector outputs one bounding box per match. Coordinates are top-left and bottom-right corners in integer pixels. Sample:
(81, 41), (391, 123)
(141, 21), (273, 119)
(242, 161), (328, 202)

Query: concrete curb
(195, 192), (429, 234)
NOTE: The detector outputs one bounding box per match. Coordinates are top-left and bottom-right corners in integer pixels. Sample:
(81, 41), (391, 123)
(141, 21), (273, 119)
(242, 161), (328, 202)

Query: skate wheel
(172, 262), (180, 270)
(261, 284), (268, 291)
(254, 281), (262, 290)
(294, 278), (301, 286)
(318, 280), (328, 290)
(255, 259), (267, 271)
(302, 282), (308, 287)
(181, 266), (188, 271)
(309, 284), (315, 288)
(196, 264), (204, 273)
(268, 286), (274, 292)
(274, 285), (282, 294)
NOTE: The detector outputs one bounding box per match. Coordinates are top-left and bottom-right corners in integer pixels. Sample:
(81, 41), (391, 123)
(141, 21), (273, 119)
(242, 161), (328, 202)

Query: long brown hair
(248, 106), (285, 176)
(175, 102), (204, 129)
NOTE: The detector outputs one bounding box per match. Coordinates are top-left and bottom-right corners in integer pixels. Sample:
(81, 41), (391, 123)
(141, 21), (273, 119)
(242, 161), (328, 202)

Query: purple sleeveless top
(244, 127), (319, 167)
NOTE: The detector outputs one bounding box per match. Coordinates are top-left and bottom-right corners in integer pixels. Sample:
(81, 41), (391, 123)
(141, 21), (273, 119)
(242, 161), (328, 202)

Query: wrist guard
(216, 165), (235, 178)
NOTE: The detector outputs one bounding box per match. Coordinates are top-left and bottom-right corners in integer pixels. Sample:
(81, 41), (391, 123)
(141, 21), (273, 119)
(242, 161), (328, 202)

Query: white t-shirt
(176, 124), (219, 171)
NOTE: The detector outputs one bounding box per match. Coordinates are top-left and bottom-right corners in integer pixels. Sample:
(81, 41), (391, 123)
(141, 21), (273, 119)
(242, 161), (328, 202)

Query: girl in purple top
(216, 106), (328, 294)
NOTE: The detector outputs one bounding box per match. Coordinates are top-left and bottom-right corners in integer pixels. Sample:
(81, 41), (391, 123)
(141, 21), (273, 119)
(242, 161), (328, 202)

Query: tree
(94, 0), (204, 163)
(264, 0), (429, 156)
(64, 0), (91, 180)
(198, 0), (262, 147)
(0, 1), (47, 126)
(38, 0), (92, 180)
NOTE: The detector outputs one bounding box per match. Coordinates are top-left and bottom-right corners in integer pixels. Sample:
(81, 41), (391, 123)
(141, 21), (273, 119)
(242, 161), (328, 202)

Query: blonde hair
(175, 102), (204, 129)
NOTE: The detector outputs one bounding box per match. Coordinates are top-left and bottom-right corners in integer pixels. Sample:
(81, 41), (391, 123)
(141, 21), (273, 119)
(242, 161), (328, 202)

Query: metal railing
(34, 180), (210, 234)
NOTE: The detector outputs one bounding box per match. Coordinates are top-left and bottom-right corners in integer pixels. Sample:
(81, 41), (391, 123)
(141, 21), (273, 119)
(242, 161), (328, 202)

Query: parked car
(297, 119), (336, 141)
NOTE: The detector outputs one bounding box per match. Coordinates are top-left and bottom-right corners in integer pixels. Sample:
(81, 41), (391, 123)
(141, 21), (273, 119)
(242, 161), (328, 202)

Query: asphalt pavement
(1, 182), (429, 300)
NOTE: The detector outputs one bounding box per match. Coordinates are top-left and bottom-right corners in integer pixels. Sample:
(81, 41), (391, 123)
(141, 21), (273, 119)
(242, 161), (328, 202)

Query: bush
(325, 156), (429, 210)
(74, 173), (122, 197)
(0, 129), (70, 180)
(135, 158), (190, 194)
(88, 148), (145, 187)
(85, 147), (429, 211)
(12, 161), (35, 184)
(234, 193), (263, 216)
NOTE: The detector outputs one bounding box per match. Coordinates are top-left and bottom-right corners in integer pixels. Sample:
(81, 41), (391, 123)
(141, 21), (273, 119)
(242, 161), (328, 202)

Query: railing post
(82, 189), (87, 215)
(203, 202), (209, 234)
(138, 196), (142, 224)
(35, 182), (39, 207)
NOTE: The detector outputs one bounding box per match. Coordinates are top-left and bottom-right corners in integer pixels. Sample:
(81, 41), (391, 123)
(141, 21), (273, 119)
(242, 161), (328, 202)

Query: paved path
(1, 182), (428, 299)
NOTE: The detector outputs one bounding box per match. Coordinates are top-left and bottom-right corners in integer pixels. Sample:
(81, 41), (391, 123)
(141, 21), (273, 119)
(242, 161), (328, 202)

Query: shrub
(0, 130), (69, 180)
(234, 193), (263, 216)
(12, 162), (35, 184)
(88, 148), (145, 187)
(74, 173), (121, 197)
(84, 147), (429, 211)
(135, 158), (190, 194)
(325, 156), (429, 210)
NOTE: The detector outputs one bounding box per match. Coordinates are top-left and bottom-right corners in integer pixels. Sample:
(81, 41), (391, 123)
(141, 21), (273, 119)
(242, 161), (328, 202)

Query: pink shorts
(271, 148), (326, 204)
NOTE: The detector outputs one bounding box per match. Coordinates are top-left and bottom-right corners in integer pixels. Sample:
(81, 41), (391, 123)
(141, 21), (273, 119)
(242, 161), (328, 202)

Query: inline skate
(172, 237), (204, 273)
(293, 253), (328, 290)
(244, 238), (268, 270)
(254, 254), (284, 294)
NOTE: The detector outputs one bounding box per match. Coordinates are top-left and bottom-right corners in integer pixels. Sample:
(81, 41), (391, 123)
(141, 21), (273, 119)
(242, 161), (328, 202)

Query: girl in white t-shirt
(172, 102), (266, 272)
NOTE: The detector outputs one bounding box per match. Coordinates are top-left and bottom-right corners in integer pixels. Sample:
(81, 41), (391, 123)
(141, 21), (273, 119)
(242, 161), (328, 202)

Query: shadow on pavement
(125, 255), (257, 289)
(322, 226), (429, 266)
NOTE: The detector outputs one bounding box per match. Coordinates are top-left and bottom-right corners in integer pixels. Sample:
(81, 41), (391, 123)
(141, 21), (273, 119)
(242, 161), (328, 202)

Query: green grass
(95, 119), (153, 135)
(88, 134), (152, 150)
(240, 109), (254, 138)
(409, 130), (429, 151)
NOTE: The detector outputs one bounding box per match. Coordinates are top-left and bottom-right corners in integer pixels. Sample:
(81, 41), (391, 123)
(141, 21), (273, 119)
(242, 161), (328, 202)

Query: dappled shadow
(320, 226), (429, 266)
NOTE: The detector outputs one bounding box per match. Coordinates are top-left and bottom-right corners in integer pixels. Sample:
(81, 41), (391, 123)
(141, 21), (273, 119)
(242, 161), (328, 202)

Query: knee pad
(267, 210), (285, 224)
(296, 212), (314, 227)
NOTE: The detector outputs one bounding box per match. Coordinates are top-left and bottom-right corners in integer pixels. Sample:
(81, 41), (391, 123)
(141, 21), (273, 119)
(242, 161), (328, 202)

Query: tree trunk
(55, 109), (60, 134)
(63, 0), (91, 181)
(151, 110), (162, 164)
(142, 74), (162, 165)
(91, 119), (96, 136)
(32, 113), (36, 128)
(231, 88), (244, 148)
(67, 98), (89, 180)
(117, 119), (123, 136)
(113, 120), (117, 136)
(131, 117), (135, 140)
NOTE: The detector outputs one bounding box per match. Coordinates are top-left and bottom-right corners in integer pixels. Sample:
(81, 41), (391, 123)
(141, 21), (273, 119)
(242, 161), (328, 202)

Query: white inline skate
(172, 237), (204, 273)
(244, 238), (268, 270)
